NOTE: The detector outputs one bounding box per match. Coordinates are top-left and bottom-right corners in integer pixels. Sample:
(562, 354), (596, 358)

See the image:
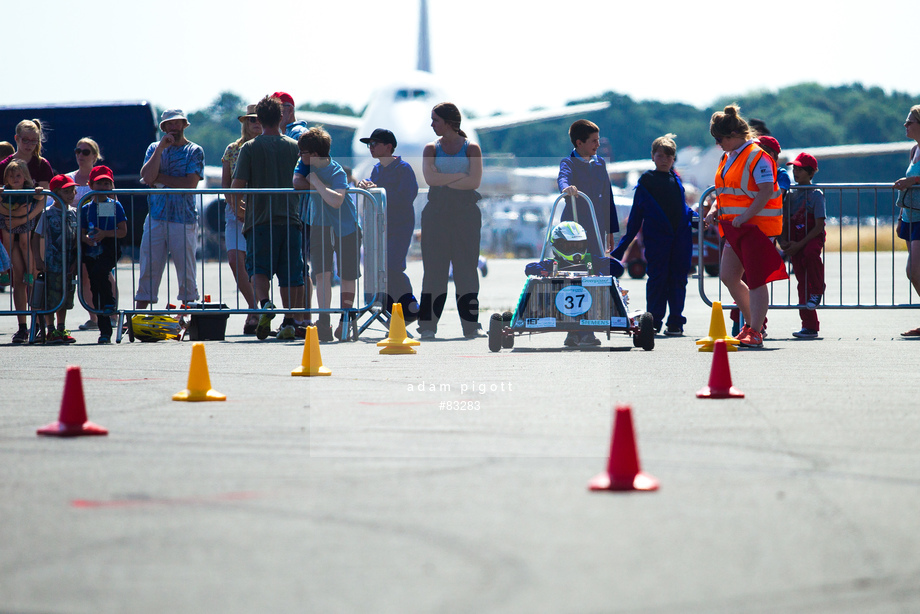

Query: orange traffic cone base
(37, 420), (108, 437)
(588, 470), (659, 492)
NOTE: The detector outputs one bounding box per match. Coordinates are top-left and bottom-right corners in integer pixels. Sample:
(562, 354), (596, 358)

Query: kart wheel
(627, 259), (647, 279)
(501, 311), (514, 348)
(637, 312), (655, 351)
(488, 313), (503, 353)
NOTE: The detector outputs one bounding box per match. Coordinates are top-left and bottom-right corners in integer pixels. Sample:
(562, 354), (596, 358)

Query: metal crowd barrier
(1, 187), (389, 343)
(697, 183), (920, 309)
(0, 190), (74, 342)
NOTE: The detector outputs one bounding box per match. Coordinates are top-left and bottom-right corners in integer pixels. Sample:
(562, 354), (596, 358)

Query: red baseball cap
(50, 174), (78, 191)
(757, 136), (781, 155)
(788, 152), (818, 171)
(272, 91), (295, 106)
(89, 165), (115, 184)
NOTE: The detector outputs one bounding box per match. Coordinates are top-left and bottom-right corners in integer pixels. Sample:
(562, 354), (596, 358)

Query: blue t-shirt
(368, 157), (418, 229)
(144, 141), (204, 224)
(81, 199), (127, 258)
(297, 159), (358, 236)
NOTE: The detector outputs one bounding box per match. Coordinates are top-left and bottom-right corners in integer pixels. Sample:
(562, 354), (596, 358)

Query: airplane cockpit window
(395, 89), (429, 100)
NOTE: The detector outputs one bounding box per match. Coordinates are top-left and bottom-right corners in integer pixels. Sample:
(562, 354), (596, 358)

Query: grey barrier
(1, 187), (388, 343)
(697, 183), (920, 310)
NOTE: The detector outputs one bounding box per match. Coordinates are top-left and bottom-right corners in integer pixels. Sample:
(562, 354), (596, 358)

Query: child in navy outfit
(611, 134), (692, 336)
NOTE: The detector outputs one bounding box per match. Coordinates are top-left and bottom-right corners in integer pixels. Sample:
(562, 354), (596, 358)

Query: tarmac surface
(2, 257), (920, 613)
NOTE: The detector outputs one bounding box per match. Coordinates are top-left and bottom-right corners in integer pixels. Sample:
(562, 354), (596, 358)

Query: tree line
(185, 84), (917, 185)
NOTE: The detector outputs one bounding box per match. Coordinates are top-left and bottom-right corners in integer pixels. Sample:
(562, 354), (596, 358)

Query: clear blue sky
(10, 0), (917, 117)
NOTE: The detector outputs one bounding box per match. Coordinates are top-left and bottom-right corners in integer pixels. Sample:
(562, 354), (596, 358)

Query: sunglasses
(365, 140), (379, 148)
(247, 117), (260, 124)
(75, 147), (93, 156)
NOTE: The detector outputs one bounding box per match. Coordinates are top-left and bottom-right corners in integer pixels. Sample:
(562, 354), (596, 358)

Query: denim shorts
(898, 219), (920, 242)
(245, 223), (304, 287)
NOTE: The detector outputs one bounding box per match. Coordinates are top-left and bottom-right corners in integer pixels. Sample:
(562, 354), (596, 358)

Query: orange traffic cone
(696, 301), (739, 352)
(173, 342), (226, 401)
(696, 339), (744, 398)
(377, 303), (420, 355)
(292, 326), (332, 376)
(588, 405), (659, 492)
(37, 366), (108, 437)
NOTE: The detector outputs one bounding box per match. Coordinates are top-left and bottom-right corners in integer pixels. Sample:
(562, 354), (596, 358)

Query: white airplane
(292, 0), (609, 188)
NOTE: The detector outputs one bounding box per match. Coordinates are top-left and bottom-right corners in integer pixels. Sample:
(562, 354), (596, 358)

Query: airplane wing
(779, 141), (915, 164)
(295, 111), (364, 131)
(468, 102), (610, 133)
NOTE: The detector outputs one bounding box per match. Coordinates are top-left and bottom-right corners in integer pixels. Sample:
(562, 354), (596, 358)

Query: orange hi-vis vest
(714, 143), (783, 237)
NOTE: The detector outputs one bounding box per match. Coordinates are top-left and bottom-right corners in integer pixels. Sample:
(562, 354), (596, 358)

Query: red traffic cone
(588, 405), (659, 492)
(696, 339), (744, 399)
(37, 366), (108, 437)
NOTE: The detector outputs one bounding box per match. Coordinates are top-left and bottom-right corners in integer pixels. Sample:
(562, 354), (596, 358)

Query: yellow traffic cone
(292, 326), (332, 376)
(173, 342), (227, 401)
(696, 301), (739, 352)
(377, 304), (421, 355)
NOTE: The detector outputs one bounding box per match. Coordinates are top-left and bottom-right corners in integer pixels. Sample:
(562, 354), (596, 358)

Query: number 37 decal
(555, 286), (592, 317)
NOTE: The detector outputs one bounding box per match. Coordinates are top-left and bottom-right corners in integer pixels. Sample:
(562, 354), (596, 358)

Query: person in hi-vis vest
(704, 105), (786, 349)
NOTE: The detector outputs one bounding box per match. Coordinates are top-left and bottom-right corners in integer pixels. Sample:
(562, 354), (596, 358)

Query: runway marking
(71, 491), (262, 509)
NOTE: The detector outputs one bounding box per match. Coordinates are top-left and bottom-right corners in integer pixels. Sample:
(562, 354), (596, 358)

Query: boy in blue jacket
(557, 119), (619, 259)
(611, 134), (692, 336)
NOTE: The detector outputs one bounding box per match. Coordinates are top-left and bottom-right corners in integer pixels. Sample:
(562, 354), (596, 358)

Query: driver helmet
(551, 221), (589, 264)
(131, 314), (181, 342)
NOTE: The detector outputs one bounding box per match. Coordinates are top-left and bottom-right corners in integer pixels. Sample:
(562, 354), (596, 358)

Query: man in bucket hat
(136, 108), (204, 310)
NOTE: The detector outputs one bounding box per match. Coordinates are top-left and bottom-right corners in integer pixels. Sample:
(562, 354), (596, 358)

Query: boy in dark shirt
(611, 134), (692, 336)
(557, 119), (619, 259)
(356, 128), (420, 322)
(80, 166), (127, 344)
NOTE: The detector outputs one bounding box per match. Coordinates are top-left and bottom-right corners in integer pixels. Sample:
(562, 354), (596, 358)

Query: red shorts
(720, 222), (788, 290)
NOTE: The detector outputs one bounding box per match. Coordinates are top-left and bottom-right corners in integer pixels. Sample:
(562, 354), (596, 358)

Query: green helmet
(131, 314), (181, 342)
(551, 222), (589, 265)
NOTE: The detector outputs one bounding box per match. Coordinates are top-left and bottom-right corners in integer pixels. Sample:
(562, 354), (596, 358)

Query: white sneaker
(276, 324), (296, 340)
(806, 294), (821, 310)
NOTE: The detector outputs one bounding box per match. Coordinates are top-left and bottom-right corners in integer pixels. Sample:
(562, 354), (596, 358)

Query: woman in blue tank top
(417, 102), (485, 339)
